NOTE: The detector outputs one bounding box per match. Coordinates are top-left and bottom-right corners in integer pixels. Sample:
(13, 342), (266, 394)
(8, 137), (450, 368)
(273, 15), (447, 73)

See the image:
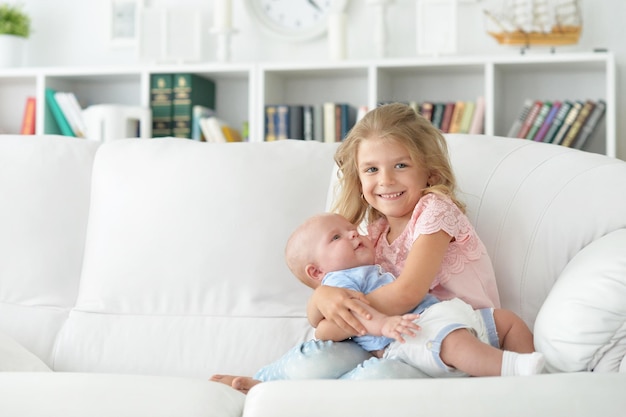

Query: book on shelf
(303, 105), (314, 141)
(507, 99), (533, 138)
(313, 105), (324, 141)
(54, 91), (88, 138)
(191, 105), (215, 141)
(275, 104), (290, 140)
(172, 73), (216, 139)
(431, 103), (445, 130)
(44, 88), (75, 137)
(448, 101), (465, 134)
(532, 101), (561, 142)
(419, 102), (433, 122)
(323, 102), (336, 143)
(572, 99), (606, 150)
(356, 105), (368, 123)
(150, 74), (174, 137)
(560, 100), (595, 148)
(524, 101), (552, 140)
(459, 101), (475, 134)
(440, 102), (455, 133)
(338, 103), (356, 141)
(241, 121), (249, 142)
(516, 100), (543, 139)
(542, 101), (572, 144)
(199, 116), (242, 143)
(551, 101), (583, 146)
(289, 104), (304, 140)
(265, 105), (277, 141)
(469, 96), (485, 134)
(20, 96), (36, 135)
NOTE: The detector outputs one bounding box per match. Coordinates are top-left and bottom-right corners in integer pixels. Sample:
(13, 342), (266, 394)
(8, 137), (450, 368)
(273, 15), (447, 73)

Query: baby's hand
(381, 314), (420, 343)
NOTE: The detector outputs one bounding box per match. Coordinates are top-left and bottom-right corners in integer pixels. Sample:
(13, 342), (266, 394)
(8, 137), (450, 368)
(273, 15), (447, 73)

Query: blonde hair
(332, 102), (465, 226)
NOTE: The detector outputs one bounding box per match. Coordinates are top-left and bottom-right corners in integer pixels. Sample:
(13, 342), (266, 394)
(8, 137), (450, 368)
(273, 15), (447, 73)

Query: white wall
(17, 0), (625, 158)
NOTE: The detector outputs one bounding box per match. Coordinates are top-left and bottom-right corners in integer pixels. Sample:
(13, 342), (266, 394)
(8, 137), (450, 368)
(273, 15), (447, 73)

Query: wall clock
(244, 0), (348, 42)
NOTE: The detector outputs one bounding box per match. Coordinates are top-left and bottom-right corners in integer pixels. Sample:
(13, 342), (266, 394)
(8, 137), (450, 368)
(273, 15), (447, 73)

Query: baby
(284, 212), (545, 378)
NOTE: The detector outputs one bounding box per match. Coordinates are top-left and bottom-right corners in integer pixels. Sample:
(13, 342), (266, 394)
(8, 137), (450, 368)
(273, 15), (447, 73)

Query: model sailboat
(484, 0), (582, 49)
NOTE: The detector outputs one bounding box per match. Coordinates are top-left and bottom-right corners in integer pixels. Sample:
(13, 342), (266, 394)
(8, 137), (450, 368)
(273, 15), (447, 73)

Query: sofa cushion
(54, 139), (339, 378)
(0, 331), (51, 372)
(0, 135), (100, 365)
(534, 229), (626, 372)
(0, 372), (244, 417)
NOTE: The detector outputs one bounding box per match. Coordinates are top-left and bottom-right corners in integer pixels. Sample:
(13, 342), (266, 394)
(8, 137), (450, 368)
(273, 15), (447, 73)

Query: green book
(172, 74), (216, 139)
(44, 88), (75, 137)
(150, 74), (174, 138)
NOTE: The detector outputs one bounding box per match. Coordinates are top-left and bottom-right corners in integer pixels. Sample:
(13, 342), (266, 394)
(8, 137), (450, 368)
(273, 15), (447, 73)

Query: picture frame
(138, 7), (202, 64)
(416, 0), (458, 56)
(108, 0), (142, 48)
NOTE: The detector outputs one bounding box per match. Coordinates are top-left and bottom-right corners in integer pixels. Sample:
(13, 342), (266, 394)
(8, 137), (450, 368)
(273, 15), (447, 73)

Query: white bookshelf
(0, 52), (615, 157)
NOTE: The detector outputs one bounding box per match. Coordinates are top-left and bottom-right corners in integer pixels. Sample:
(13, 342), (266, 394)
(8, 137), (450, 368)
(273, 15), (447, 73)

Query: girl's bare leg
(439, 328), (503, 376)
(493, 308), (535, 353)
(439, 328), (544, 376)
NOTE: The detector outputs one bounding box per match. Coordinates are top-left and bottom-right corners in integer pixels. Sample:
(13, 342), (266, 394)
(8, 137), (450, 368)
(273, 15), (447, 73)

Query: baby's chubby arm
(315, 299), (420, 343)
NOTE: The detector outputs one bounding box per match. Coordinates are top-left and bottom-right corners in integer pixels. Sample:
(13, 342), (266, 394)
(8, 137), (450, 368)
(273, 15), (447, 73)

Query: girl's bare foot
(209, 374), (261, 394)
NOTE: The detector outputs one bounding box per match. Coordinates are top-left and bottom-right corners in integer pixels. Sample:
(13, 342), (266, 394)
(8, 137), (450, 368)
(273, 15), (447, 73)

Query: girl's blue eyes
(364, 163), (408, 173)
(332, 234), (341, 241)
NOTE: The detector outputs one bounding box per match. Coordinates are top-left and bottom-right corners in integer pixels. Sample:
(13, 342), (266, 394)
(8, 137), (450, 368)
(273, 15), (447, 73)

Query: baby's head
(285, 213), (375, 289)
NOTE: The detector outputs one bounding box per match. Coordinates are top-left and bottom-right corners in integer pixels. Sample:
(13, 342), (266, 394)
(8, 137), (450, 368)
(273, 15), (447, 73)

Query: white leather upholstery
(54, 139), (334, 377)
(1, 134), (625, 417)
(0, 135), (99, 366)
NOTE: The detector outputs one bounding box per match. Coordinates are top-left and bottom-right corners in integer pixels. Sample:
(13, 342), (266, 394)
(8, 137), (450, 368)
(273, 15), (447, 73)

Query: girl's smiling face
(357, 136), (431, 230)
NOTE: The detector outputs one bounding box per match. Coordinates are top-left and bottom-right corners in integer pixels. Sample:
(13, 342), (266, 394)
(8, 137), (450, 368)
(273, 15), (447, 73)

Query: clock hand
(307, 0), (323, 12)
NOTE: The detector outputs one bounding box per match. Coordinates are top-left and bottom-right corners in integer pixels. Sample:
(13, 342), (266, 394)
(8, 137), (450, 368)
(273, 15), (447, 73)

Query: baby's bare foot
(209, 374), (261, 394)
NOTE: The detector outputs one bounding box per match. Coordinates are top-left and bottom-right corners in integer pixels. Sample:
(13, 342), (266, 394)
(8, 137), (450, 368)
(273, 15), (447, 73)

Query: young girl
(310, 101), (502, 333)
(211, 103), (537, 392)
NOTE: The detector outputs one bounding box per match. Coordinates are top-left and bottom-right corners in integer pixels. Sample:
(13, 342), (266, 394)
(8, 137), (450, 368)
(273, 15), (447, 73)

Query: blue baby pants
(253, 339), (429, 381)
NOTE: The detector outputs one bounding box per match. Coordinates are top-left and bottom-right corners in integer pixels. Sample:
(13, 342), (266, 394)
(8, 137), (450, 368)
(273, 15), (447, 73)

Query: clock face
(245, 0), (348, 41)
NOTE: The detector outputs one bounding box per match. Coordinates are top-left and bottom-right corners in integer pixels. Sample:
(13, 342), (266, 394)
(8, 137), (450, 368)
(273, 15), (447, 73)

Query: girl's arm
(315, 299), (420, 343)
(307, 287), (371, 334)
(365, 229), (451, 316)
(306, 230), (451, 332)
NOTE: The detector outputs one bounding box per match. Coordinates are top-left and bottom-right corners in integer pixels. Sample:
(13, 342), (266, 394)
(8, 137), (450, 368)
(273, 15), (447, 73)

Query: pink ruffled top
(368, 193), (501, 309)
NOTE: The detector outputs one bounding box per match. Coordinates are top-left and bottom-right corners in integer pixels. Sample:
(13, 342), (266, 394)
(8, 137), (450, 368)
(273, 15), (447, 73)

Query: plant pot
(0, 34), (26, 67)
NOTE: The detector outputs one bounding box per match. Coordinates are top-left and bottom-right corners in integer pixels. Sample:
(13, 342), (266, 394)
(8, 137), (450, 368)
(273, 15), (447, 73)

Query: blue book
(44, 88), (75, 137)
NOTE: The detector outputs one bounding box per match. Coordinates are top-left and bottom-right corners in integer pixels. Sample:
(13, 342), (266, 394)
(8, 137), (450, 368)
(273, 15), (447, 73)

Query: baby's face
(310, 214), (375, 274)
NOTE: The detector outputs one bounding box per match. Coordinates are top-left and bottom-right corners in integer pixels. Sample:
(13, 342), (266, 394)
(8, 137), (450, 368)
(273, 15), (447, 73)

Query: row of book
(407, 98), (485, 135)
(150, 73), (219, 139)
(44, 88), (89, 138)
(192, 105), (243, 143)
(264, 98), (486, 143)
(507, 98), (606, 150)
(264, 102), (363, 143)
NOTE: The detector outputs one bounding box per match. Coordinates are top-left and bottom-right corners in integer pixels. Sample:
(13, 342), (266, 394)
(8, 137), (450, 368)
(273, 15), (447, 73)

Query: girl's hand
(308, 285), (371, 335)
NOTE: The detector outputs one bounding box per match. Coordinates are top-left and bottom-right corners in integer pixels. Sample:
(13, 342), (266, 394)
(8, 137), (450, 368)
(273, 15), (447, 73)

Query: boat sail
(484, 0), (582, 48)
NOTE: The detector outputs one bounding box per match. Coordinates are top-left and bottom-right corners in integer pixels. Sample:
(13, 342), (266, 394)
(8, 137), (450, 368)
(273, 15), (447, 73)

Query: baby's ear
(305, 264), (324, 282)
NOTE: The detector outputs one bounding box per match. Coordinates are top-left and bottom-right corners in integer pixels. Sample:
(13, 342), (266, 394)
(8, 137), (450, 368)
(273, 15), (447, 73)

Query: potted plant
(0, 3), (31, 67)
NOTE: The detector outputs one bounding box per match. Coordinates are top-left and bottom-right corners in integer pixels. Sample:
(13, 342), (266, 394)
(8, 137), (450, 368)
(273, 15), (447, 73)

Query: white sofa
(1, 134), (625, 417)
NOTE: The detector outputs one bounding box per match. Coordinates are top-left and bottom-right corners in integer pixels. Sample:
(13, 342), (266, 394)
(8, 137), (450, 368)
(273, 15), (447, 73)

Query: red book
(516, 100), (543, 139)
(440, 102), (455, 133)
(20, 97), (36, 135)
